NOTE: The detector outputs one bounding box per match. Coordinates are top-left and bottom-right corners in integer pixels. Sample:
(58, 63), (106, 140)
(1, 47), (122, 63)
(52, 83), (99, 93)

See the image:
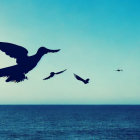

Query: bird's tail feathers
(6, 74), (28, 83)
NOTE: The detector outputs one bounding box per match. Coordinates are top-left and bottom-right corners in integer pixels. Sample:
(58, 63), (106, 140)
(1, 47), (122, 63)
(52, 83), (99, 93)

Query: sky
(0, 0), (140, 104)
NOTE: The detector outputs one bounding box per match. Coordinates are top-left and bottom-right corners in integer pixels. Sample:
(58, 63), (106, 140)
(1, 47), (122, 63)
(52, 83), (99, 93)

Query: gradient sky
(0, 0), (140, 104)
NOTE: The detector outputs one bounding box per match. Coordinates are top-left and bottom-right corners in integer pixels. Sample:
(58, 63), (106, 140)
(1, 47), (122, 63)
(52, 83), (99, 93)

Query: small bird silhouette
(74, 74), (89, 84)
(115, 69), (123, 72)
(0, 42), (60, 82)
(43, 69), (67, 80)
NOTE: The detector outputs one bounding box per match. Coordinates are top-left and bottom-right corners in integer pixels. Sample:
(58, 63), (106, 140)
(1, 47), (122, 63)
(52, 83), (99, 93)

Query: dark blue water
(0, 105), (139, 140)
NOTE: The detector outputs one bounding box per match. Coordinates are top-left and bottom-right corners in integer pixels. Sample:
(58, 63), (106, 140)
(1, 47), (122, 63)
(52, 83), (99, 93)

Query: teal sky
(0, 0), (140, 104)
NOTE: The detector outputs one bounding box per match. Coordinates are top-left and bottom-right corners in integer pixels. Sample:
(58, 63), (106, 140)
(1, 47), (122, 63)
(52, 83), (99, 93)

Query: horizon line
(0, 104), (139, 105)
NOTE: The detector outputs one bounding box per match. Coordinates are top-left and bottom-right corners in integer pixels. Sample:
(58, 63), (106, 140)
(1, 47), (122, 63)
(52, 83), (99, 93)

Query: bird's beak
(51, 49), (60, 53)
(46, 48), (60, 53)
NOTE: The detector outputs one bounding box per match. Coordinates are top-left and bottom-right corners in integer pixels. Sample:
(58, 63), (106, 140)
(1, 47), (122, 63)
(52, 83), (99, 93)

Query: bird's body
(43, 69), (67, 80)
(74, 73), (89, 84)
(115, 69), (123, 72)
(0, 42), (60, 82)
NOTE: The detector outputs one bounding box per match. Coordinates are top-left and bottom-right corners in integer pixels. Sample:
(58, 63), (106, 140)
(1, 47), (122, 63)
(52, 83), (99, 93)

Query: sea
(0, 105), (139, 140)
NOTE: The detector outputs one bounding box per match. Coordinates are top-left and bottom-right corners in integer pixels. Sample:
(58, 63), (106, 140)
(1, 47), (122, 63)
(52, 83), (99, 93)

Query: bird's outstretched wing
(0, 42), (28, 64)
(0, 65), (27, 82)
(43, 74), (54, 80)
(0, 65), (18, 77)
(55, 69), (67, 74)
(74, 74), (84, 81)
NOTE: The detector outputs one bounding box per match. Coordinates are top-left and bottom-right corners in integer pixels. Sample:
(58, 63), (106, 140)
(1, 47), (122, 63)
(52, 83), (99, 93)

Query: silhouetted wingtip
(55, 49), (61, 53)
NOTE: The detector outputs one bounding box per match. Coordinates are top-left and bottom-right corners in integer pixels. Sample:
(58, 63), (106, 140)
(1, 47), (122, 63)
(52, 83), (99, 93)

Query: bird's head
(38, 47), (60, 55)
(38, 47), (49, 55)
(86, 78), (90, 83)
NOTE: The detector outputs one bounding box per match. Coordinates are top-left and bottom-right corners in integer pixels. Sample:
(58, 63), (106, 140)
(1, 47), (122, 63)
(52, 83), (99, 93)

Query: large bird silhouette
(43, 69), (67, 80)
(0, 42), (60, 82)
(74, 74), (90, 84)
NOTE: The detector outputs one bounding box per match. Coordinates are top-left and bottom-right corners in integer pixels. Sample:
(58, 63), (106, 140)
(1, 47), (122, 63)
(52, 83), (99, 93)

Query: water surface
(0, 105), (139, 140)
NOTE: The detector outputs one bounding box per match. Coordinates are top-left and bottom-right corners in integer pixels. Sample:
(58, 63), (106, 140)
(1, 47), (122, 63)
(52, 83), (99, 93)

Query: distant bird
(43, 69), (67, 80)
(115, 69), (123, 72)
(74, 73), (89, 84)
(0, 42), (60, 82)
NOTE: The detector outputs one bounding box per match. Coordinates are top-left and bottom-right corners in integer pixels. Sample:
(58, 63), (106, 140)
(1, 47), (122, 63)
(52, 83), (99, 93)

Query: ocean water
(0, 105), (139, 140)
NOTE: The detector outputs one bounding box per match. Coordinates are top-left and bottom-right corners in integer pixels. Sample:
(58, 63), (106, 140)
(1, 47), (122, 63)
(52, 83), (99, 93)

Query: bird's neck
(34, 51), (45, 63)
(23, 51), (46, 74)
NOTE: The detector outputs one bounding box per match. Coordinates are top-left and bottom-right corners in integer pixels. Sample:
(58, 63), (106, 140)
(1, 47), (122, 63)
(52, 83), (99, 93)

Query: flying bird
(74, 73), (89, 84)
(0, 42), (60, 82)
(43, 69), (67, 80)
(115, 69), (123, 72)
